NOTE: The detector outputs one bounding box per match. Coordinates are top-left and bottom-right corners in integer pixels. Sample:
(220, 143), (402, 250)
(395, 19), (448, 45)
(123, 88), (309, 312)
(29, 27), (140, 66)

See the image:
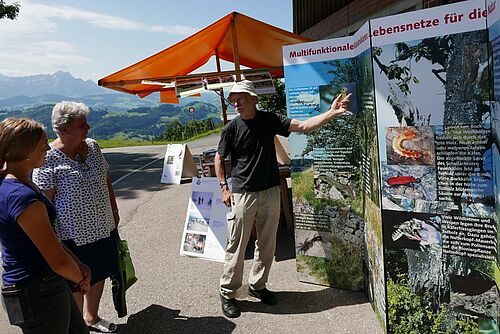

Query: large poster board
(179, 177), (229, 262)
(283, 23), (371, 294)
(284, 1), (499, 333)
(284, 22), (387, 328)
(372, 1), (497, 332)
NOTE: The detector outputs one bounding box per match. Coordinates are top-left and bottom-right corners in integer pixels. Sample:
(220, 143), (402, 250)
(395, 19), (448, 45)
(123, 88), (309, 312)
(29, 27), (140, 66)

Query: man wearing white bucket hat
(216, 80), (350, 318)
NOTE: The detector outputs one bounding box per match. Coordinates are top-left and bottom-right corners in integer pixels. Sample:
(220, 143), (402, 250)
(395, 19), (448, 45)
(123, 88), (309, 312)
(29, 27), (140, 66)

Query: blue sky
(0, 0), (292, 81)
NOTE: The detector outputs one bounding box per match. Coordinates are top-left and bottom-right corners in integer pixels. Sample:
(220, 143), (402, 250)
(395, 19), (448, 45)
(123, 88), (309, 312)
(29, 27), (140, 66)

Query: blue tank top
(0, 178), (57, 286)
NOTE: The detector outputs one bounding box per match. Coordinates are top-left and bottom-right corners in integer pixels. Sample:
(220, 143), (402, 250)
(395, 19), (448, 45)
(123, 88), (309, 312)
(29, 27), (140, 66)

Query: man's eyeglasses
(74, 153), (90, 172)
(228, 96), (249, 105)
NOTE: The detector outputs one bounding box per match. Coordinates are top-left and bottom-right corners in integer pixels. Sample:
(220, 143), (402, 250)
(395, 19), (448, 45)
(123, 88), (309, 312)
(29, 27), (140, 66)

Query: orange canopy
(98, 12), (312, 98)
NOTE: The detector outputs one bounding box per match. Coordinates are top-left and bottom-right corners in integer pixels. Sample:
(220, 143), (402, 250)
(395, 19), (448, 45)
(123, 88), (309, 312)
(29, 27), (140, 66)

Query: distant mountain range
(0, 72), (229, 140)
(0, 72), (224, 111)
(0, 92), (161, 111)
(0, 71), (106, 98)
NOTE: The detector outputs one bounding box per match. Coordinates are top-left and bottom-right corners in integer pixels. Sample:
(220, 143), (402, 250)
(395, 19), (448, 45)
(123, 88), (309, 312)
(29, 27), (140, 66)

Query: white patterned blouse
(33, 138), (115, 246)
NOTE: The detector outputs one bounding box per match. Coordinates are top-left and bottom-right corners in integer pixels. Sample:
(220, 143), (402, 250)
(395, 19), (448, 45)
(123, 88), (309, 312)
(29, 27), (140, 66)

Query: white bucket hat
(228, 80), (258, 99)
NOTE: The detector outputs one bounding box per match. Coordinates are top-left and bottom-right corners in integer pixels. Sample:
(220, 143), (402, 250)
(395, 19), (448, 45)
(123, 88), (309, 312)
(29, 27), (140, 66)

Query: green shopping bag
(118, 238), (137, 290)
(112, 233), (137, 318)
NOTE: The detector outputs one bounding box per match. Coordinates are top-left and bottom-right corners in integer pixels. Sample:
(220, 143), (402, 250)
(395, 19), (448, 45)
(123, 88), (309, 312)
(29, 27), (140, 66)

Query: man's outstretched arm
(288, 93), (351, 133)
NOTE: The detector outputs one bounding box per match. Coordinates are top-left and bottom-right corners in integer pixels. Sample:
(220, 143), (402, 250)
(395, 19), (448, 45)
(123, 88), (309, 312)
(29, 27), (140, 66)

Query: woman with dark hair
(33, 101), (120, 333)
(0, 117), (90, 334)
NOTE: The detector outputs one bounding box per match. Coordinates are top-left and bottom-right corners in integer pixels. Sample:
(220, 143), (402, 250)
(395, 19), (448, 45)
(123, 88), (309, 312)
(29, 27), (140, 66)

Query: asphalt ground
(0, 134), (382, 334)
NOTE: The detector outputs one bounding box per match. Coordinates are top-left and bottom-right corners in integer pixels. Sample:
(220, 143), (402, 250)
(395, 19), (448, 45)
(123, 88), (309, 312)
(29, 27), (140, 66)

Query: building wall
(422, 0), (460, 7)
(294, 0), (465, 39)
(292, 0), (349, 36)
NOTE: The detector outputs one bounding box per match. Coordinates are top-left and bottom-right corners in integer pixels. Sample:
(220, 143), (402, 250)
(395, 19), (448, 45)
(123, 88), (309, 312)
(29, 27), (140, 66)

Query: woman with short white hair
(33, 101), (120, 333)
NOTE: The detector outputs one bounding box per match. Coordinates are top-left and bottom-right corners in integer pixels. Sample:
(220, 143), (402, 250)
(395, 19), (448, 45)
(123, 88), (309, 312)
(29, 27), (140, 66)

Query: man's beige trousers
(220, 186), (281, 299)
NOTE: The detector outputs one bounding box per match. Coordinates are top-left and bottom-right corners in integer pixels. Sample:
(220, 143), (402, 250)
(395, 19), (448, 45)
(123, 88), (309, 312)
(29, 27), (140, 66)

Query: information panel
(179, 177), (229, 262)
(284, 1), (498, 332)
(160, 144), (198, 184)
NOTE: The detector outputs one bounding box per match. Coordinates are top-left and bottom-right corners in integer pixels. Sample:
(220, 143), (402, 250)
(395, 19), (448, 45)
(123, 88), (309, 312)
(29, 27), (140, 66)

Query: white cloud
(0, 1), (198, 35)
(0, 8), (56, 35)
(0, 1), (199, 80)
(0, 39), (90, 77)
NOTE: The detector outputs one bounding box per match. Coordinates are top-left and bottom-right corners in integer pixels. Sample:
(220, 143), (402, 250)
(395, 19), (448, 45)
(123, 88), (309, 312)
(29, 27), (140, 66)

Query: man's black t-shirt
(217, 110), (291, 193)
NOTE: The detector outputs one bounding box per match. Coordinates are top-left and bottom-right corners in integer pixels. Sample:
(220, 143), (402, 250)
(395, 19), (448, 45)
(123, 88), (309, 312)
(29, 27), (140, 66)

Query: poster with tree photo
(284, 1), (499, 333)
(372, 1), (497, 332)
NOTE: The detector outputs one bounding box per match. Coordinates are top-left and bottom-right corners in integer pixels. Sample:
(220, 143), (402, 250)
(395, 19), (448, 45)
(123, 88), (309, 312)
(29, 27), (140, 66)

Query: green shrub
(96, 128), (221, 149)
(328, 234), (364, 290)
(291, 168), (362, 212)
(387, 274), (478, 334)
(298, 235), (364, 290)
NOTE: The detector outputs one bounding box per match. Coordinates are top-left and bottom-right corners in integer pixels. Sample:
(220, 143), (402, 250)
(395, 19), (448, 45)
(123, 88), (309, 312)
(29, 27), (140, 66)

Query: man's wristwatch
(219, 181), (228, 189)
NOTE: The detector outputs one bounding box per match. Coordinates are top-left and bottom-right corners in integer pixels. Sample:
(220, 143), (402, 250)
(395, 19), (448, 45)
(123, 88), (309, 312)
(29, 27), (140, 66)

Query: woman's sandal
(88, 318), (117, 333)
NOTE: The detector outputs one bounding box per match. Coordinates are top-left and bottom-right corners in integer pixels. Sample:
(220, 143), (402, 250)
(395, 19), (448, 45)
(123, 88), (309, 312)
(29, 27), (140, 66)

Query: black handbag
(1, 285), (35, 326)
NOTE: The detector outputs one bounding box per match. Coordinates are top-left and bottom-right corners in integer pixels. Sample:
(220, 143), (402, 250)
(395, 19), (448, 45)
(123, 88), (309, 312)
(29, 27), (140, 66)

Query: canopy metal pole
(230, 13), (241, 81)
(215, 49), (228, 124)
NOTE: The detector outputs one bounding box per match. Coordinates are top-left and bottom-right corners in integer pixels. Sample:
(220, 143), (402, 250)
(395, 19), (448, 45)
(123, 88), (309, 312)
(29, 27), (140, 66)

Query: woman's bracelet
(77, 275), (86, 286)
(70, 274), (86, 292)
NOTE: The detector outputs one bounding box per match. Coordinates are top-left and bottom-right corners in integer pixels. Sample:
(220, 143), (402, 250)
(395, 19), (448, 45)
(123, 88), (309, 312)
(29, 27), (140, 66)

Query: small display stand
(160, 144), (199, 184)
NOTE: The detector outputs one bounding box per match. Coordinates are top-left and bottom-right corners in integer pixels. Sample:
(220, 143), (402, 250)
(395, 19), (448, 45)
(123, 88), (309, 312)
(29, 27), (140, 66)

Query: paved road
(0, 134), (382, 334)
